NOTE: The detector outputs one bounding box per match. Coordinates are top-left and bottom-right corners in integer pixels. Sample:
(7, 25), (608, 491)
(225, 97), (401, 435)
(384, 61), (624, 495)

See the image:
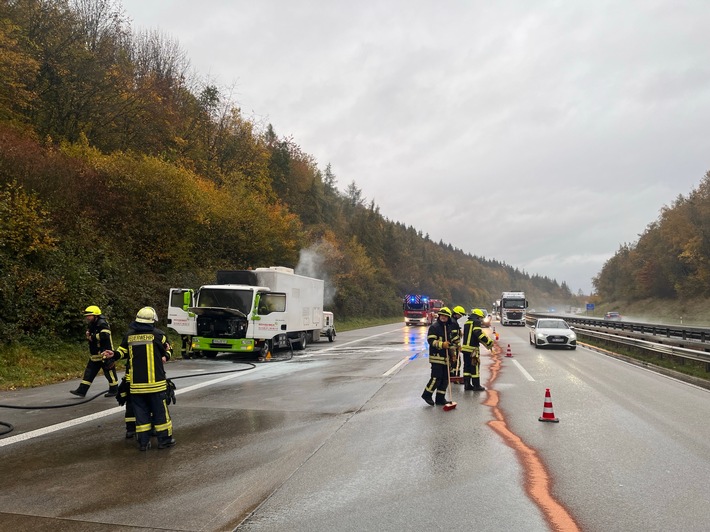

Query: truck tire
(204, 351), (217, 359)
(296, 331), (307, 350)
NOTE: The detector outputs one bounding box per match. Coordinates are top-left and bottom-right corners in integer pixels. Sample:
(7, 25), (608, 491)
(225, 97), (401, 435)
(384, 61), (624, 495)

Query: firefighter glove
(167, 379), (177, 405)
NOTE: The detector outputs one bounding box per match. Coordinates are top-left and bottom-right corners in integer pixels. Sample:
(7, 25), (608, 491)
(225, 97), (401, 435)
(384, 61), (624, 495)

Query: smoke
(295, 245), (336, 307)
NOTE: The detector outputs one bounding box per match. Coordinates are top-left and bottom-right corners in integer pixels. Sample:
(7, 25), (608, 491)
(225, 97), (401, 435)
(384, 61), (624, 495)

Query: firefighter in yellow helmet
(461, 308), (499, 391)
(448, 305), (466, 383)
(422, 307), (454, 406)
(70, 305), (118, 398)
(104, 306), (175, 451)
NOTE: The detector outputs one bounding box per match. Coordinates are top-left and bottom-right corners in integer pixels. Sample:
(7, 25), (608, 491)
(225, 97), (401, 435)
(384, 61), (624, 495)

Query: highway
(1, 320), (710, 531)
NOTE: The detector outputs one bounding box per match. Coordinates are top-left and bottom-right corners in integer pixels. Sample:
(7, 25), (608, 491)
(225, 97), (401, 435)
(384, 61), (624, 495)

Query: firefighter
(104, 307), (175, 451)
(70, 305), (118, 398)
(449, 305), (466, 382)
(422, 307), (454, 406)
(461, 308), (498, 391)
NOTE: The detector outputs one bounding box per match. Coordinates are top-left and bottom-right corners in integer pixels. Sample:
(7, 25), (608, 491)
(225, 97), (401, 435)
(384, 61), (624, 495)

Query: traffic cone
(538, 388), (559, 422)
(505, 344), (513, 357)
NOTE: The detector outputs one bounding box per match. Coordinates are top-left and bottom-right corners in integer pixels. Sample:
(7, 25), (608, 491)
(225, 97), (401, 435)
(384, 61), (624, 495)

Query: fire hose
(0, 363), (257, 437)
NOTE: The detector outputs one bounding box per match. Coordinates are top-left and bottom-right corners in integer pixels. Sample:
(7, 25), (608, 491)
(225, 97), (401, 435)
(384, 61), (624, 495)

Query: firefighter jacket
(427, 318), (452, 365)
(114, 321), (172, 395)
(461, 316), (494, 355)
(449, 317), (462, 348)
(87, 316), (114, 362)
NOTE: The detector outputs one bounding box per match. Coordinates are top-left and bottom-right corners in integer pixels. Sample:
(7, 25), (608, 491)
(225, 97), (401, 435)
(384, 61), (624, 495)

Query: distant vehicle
(604, 311), (622, 321)
(529, 318), (577, 349)
(403, 294), (431, 326)
(320, 311), (336, 342)
(479, 308), (492, 327)
(500, 291), (528, 326)
(427, 298), (445, 324)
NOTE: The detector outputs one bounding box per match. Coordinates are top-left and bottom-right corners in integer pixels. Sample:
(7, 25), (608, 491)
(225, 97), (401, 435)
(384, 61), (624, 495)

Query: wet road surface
(2, 322), (710, 531)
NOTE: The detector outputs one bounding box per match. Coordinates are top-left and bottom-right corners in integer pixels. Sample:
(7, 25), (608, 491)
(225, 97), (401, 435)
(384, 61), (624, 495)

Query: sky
(120, 0), (710, 294)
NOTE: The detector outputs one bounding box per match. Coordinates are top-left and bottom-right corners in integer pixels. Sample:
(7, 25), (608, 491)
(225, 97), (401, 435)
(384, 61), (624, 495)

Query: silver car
(529, 318), (577, 350)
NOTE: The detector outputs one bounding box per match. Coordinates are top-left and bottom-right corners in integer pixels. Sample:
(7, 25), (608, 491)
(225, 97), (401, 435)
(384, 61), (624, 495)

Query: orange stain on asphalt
(483, 346), (581, 532)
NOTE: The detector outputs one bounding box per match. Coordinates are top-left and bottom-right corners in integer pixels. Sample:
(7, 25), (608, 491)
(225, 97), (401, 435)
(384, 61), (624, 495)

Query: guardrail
(526, 312), (710, 374)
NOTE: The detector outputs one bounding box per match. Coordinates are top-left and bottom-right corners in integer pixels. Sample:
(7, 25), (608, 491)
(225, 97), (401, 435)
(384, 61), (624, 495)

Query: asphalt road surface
(2, 321), (710, 531)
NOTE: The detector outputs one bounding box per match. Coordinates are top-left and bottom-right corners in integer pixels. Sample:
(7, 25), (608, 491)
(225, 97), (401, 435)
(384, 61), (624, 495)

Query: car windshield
(538, 320), (569, 329)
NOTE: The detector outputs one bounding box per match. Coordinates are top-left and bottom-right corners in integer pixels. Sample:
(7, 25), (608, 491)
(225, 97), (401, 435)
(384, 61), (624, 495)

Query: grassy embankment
(0, 316), (402, 391)
(580, 298), (710, 383)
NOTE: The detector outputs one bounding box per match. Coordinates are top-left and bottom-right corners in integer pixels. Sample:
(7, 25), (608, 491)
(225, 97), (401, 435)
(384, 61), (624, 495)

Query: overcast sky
(120, 0), (710, 294)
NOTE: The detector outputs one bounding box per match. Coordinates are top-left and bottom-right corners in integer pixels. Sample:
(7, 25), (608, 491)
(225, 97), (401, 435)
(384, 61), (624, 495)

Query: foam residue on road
(483, 345), (582, 532)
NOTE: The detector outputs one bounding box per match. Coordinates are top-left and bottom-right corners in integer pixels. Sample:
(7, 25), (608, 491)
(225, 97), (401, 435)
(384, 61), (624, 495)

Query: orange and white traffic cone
(505, 344), (513, 357)
(538, 388), (559, 422)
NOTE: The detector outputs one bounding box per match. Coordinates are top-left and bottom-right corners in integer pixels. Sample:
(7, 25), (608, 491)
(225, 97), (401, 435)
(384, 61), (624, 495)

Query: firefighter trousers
(462, 348), (481, 379)
(424, 363), (449, 402)
(76, 359), (118, 394)
(131, 392), (173, 446)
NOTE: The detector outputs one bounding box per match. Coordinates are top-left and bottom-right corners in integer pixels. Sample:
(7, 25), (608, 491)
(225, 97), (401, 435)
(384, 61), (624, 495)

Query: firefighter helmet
(83, 305), (102, 316)
(438, 307), (452, 317)
(452, 305), (466, 316)
(135, 306), (158, 324)
(471, 308), (485, 318)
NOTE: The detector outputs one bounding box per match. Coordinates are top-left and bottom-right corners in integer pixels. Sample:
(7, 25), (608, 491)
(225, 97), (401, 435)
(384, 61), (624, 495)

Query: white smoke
(295, 245), (336, 307)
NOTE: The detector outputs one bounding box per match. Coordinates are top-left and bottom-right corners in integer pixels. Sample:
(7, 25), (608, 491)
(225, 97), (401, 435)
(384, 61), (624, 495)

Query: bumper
(192, 336), (256, 353)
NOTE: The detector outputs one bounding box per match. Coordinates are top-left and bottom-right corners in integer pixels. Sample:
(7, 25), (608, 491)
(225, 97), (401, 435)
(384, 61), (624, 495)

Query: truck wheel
(204, 351), (217, 359)
(296, 331), (307, 350)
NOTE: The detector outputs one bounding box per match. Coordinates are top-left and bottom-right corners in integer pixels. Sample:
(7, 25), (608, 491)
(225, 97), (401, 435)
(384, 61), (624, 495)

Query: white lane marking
(383, 356), (410, 377)
(512, 359), (535, 381)
(0, 369), (259, 448)
(303, 326), (408, 357)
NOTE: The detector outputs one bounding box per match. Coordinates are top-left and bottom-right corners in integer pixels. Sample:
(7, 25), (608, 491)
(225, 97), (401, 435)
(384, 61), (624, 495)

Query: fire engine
(427, 299), (445, 324)
(403, 294), (431, 326)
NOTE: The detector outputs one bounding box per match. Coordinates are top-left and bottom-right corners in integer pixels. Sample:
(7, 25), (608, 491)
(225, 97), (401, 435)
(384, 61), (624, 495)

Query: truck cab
(320, 311), (336, 342)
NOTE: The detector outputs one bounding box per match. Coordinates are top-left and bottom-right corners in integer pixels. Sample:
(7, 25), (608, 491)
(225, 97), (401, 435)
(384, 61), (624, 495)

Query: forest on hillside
(594, 171), (710, 302)
(0, 0), (578, 344)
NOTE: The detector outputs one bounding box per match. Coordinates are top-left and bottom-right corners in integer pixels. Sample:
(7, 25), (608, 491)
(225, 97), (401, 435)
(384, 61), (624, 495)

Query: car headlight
(536, 332), (545, 339)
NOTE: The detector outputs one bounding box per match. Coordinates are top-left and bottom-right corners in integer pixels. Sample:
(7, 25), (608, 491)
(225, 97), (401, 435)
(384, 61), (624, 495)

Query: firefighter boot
(471, 377), (486, 392)
(421, 390), (435, 406)
(105, 386), (118, 398)
(435, 392), (448, 405)
(464, 377), (475, 391)
(70, 385), (88, 397)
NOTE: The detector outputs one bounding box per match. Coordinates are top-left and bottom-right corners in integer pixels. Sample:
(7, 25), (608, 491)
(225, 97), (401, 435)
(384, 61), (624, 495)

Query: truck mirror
(182, 290), (191, 311)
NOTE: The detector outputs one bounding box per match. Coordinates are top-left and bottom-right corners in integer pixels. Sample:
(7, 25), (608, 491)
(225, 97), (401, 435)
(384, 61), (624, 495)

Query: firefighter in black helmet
(70, 305), (118, 398)
(422, 307), (454, 406)
(461, 308), (499, 391)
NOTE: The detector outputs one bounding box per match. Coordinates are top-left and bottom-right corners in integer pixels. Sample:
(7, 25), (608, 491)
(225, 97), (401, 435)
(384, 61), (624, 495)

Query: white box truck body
(167, 267), (324, 358)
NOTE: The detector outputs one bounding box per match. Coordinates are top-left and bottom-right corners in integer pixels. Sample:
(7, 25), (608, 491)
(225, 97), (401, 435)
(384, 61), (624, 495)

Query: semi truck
(167, 267), (324, 358)
(500, 291), (528, 326)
